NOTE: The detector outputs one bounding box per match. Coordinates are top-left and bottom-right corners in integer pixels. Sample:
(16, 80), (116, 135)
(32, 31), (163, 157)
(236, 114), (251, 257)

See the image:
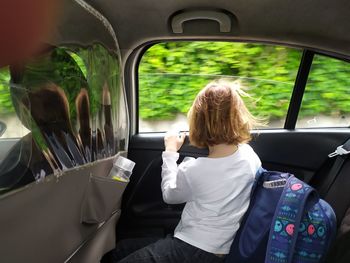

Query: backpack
(226, 169), (337, 263)
(326, 207), (350, 263)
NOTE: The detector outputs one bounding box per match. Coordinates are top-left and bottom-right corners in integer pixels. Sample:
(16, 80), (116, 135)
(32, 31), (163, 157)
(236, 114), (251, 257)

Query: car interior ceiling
(0, 0), (350, 262)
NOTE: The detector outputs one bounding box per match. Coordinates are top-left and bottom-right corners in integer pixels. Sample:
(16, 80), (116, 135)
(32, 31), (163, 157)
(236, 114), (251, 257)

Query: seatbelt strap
(319, 138), (350, 197)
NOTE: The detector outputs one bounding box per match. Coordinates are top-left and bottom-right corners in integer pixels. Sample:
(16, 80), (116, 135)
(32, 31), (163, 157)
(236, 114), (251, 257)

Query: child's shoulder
(238, 143), (262, 169)
(179, 156), (197, 168)
(178, 156), (202, 173)
(238, 143), (257, 156)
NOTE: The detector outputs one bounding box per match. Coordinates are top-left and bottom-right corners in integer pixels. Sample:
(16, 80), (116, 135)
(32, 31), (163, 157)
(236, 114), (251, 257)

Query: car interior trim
(171, 10), (232, 34)
(284, 50), (314, 129)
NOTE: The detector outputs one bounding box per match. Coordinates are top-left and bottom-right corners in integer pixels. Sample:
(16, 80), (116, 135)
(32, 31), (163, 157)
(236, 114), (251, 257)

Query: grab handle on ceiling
(171, 10), (231, 33)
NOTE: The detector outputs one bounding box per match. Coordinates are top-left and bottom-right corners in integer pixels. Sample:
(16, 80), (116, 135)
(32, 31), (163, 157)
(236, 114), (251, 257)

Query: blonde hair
(188, 79), (258, 148)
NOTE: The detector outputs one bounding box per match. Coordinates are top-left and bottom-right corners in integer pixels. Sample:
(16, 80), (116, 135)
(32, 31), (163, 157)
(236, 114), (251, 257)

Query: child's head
(188, 79), (257, 148)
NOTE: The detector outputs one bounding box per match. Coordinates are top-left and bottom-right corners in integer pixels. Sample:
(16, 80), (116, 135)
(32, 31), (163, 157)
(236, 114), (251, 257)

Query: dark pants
(112, 236), (225, 263)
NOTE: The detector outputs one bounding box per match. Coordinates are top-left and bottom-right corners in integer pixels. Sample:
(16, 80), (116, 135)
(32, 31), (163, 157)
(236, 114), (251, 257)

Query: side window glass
(0, 67), (33, 193)
(138, 42), (302, 132)
(296, 55), (350, 128)
(0, 67), (30, 139)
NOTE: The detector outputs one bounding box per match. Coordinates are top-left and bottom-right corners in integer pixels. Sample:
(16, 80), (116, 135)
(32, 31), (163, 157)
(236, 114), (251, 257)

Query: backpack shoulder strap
(251, 167), (266, 194)
(265, 176), (315, 263)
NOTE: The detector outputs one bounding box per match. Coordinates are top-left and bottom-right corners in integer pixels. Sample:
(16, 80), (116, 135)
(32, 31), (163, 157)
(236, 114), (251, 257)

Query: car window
(138, 42), (302, 132)
(0, 67), (30, 139)
(296, 54), (350, 128)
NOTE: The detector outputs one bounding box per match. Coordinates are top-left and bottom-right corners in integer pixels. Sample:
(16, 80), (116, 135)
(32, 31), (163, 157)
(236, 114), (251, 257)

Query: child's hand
(164, 131), (186, 152)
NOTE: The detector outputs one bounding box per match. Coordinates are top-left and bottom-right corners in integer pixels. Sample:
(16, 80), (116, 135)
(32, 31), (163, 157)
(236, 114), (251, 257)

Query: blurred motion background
(138, 42), (350, 131)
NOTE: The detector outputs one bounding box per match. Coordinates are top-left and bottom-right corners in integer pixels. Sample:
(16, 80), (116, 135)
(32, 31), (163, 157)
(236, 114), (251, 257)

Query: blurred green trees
(0, 67), (12, 115)
(300, 55), (350, 118)
(139, 42), (350, 123)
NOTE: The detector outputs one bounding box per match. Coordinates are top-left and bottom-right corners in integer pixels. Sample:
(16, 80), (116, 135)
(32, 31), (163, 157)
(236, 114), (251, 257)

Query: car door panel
(118, 130), (350, 238)
(0, 156), (125, 263)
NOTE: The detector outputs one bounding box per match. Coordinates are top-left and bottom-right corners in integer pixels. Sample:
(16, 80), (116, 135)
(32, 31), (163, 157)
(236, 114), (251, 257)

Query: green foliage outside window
(139, 42), (350, 123)
(139, 42), (301, 122)
(0, 67), (12, 115)
(300, 55), (350, 118)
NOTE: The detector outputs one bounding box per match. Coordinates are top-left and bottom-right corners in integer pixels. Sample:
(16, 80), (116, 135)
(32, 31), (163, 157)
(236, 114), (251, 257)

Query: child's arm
(161, 151), (192, 204)
(161, 132), (192, 204)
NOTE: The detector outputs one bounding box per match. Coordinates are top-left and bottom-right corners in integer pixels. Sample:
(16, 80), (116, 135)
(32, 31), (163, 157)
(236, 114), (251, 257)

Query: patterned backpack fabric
(226, 169), (337, 263)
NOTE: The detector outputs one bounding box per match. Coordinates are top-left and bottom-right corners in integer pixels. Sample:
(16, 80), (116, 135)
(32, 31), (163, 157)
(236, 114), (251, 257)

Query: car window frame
(131, 41), (350, 134)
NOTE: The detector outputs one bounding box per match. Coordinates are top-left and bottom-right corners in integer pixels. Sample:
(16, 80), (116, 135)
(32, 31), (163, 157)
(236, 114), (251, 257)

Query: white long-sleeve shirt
(161, 144), (261, 254)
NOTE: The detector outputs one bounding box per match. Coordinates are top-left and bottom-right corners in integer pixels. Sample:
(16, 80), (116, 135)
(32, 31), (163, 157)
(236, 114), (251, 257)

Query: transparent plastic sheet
(0, 44), (128, 193)
(73, 44), (123, 161)
(0, 0), (129, 194)
(21, 45), (124, 163)
(73, 44), (128, 160)
(0, 68), (36, 193)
